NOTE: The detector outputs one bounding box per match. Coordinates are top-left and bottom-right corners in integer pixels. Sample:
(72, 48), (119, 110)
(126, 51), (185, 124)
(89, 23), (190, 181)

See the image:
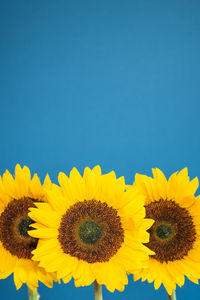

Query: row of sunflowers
(0, 164), (199, 300)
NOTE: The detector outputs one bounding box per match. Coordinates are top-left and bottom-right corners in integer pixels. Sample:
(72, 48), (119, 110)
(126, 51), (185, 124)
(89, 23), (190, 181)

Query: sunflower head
(129, 168), (200, 295)
(0, 164), (57, 291)
(29, 165), (154, 292)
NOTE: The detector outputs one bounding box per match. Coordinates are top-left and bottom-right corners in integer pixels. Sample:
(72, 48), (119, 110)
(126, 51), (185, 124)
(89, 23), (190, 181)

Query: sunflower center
(0, 197), (39, 259)
(155, 224), (173, 240)
(58, 199), (124, 263)
(145, 199), (196, 263)
(78, 220), (102, 245)
(18, 217), (34, 238)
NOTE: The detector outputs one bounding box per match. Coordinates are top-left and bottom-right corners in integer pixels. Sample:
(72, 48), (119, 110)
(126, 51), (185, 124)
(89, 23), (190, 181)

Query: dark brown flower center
(78, 220), (102, 245)
(145, 199), (196, 263)
(18, 217), (35, 238)
(155, 223), (173, 240)
(0, 197), (38, 259)
(58, 199), (124, 263)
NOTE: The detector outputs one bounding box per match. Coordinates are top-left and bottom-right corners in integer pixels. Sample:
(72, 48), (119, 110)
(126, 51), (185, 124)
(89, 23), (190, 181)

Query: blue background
(0, 0), (200, 299)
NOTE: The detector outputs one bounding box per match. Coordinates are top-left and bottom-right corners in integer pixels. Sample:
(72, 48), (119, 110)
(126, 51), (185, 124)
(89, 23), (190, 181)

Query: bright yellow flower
(28, 166), (154, 292)
(129, 168), (200, 295)
(0, 164), (57, 291)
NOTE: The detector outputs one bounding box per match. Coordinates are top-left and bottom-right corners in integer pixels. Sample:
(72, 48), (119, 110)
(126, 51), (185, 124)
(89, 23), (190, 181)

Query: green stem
(94, 281), (102, 300)
(28, 288), (40, 300)
(168, 290), (176, 300)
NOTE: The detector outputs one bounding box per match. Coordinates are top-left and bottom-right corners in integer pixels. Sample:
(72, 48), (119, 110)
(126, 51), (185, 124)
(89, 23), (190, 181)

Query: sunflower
(0, 164), (57, 291)
(129, 168), (200, 295)
(28, 166), (154, 292)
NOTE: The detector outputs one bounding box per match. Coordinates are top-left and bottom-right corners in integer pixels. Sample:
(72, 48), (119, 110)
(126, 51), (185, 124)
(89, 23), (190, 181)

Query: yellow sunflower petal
(43, 173), (52, 190)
